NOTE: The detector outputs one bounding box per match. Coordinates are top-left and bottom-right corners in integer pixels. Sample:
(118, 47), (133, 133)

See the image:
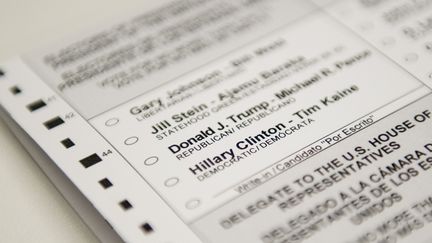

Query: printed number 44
(102, 149), (113, 157)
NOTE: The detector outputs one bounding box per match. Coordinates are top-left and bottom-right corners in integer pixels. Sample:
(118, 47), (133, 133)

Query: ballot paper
(1, 0), (432, 242)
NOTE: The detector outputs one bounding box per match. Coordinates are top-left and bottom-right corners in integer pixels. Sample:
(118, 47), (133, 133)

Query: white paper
(1, 0), (432, 242)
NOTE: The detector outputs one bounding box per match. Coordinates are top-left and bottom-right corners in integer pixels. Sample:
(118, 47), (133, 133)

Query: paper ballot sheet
(1, 0), (432, 242)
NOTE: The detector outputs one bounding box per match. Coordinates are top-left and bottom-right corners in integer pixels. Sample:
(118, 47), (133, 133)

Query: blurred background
(0, 0), (168, 242)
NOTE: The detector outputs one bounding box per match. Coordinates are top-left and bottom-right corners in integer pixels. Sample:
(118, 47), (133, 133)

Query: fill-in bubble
(105, 118), (120, 127)
(164, 177), (180, 187)
(359, 22), (374, 31)
(144, 156), (159, 166)
(185, 199), (201, 209)
(124, 136), (139, 145)
(404, 53), (419, 63)
(381, 37), (395, 46)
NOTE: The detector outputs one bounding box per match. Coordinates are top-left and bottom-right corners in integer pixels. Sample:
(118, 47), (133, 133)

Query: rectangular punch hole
(61, 138), (75, 148)
(10, 86), (21, 95)
(27, 99), (46, 112)
(119, 200), (133, 210)
(99, 178), (113, 189)
(79, 153), (102, 168)
(43, 116), (65, 130)
(141, 223), (154, 234)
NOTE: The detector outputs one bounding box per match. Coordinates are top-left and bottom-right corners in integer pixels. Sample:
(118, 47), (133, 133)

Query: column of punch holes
(0, 67), (154, 236)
